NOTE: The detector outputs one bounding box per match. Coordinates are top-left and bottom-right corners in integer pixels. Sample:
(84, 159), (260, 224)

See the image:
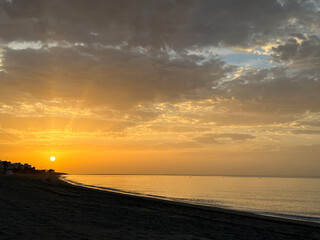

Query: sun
(50, 156), (56, 162)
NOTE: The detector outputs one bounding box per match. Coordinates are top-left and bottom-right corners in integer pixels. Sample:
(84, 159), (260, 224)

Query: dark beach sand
(0, 175), (319, 240)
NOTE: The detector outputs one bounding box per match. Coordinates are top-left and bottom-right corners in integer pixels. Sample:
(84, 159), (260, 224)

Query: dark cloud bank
(0, 0), (319, 127)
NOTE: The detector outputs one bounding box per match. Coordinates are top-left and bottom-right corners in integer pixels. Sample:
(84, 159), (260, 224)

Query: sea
(64, 175), (320, 223)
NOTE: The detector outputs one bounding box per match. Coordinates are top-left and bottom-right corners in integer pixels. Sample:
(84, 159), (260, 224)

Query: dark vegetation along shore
(0, 174), (319, 240)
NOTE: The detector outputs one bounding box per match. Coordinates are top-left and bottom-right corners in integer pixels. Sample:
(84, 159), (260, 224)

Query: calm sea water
(64, 175), (320, 223)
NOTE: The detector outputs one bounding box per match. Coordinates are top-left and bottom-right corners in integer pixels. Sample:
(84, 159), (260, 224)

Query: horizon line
(66, 173), (320, 179)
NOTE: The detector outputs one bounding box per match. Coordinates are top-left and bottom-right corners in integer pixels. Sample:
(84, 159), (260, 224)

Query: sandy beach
(0, 175), (319, 240)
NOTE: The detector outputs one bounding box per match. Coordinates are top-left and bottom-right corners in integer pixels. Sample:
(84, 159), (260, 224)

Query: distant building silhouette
(0, 160), (49, 175)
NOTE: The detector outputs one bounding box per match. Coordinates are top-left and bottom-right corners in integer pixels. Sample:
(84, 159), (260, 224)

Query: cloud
(0, 46), (229, 109)
(194, 133), (256, 144)
(216, 67), (320, 115)
(0, 0), (319, 121)
(2, 45), (319, 128)
(150, 125), (211, 133)
(193, 112), (298, 126)
(291, 129), (320, 135)
(294, 120), (320, 127)
(0, 114), (136, 132)
(151, 142), (201, 151)
(0, 0), (319, 50)
(272, 35), (320, 70)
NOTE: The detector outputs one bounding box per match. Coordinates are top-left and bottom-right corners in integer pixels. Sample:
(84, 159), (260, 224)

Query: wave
(255, 211), (320, 224)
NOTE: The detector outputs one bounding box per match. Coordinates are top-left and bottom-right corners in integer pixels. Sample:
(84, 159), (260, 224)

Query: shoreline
(0, 174), (319, 239)
(63, 176), (320, 225)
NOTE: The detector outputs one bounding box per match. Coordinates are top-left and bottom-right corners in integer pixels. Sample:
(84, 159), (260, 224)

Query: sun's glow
(50, 156), (56, 162)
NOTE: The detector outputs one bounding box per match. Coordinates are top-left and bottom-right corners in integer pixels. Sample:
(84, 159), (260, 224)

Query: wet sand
(0, 174), (319, 240)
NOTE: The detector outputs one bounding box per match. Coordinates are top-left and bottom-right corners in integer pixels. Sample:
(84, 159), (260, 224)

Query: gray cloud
(0, 46), (229, 108)
(0, 0), (319, 128)
(217, 67), (320, 115)
(150, 126), (211, 133)
(272, 35), (320, 70)
(192, 112), (299, 126)
(194, 133), (256, 144)
(291, 129), (320, 135)
(0, 0), (319, 50)
(294, 120), (320, 127)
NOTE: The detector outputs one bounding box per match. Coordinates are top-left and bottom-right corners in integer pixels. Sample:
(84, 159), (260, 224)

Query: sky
(0, 0), (320, 176)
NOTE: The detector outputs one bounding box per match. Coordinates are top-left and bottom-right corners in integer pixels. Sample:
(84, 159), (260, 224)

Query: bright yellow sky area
(1, 100), (320, 176)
